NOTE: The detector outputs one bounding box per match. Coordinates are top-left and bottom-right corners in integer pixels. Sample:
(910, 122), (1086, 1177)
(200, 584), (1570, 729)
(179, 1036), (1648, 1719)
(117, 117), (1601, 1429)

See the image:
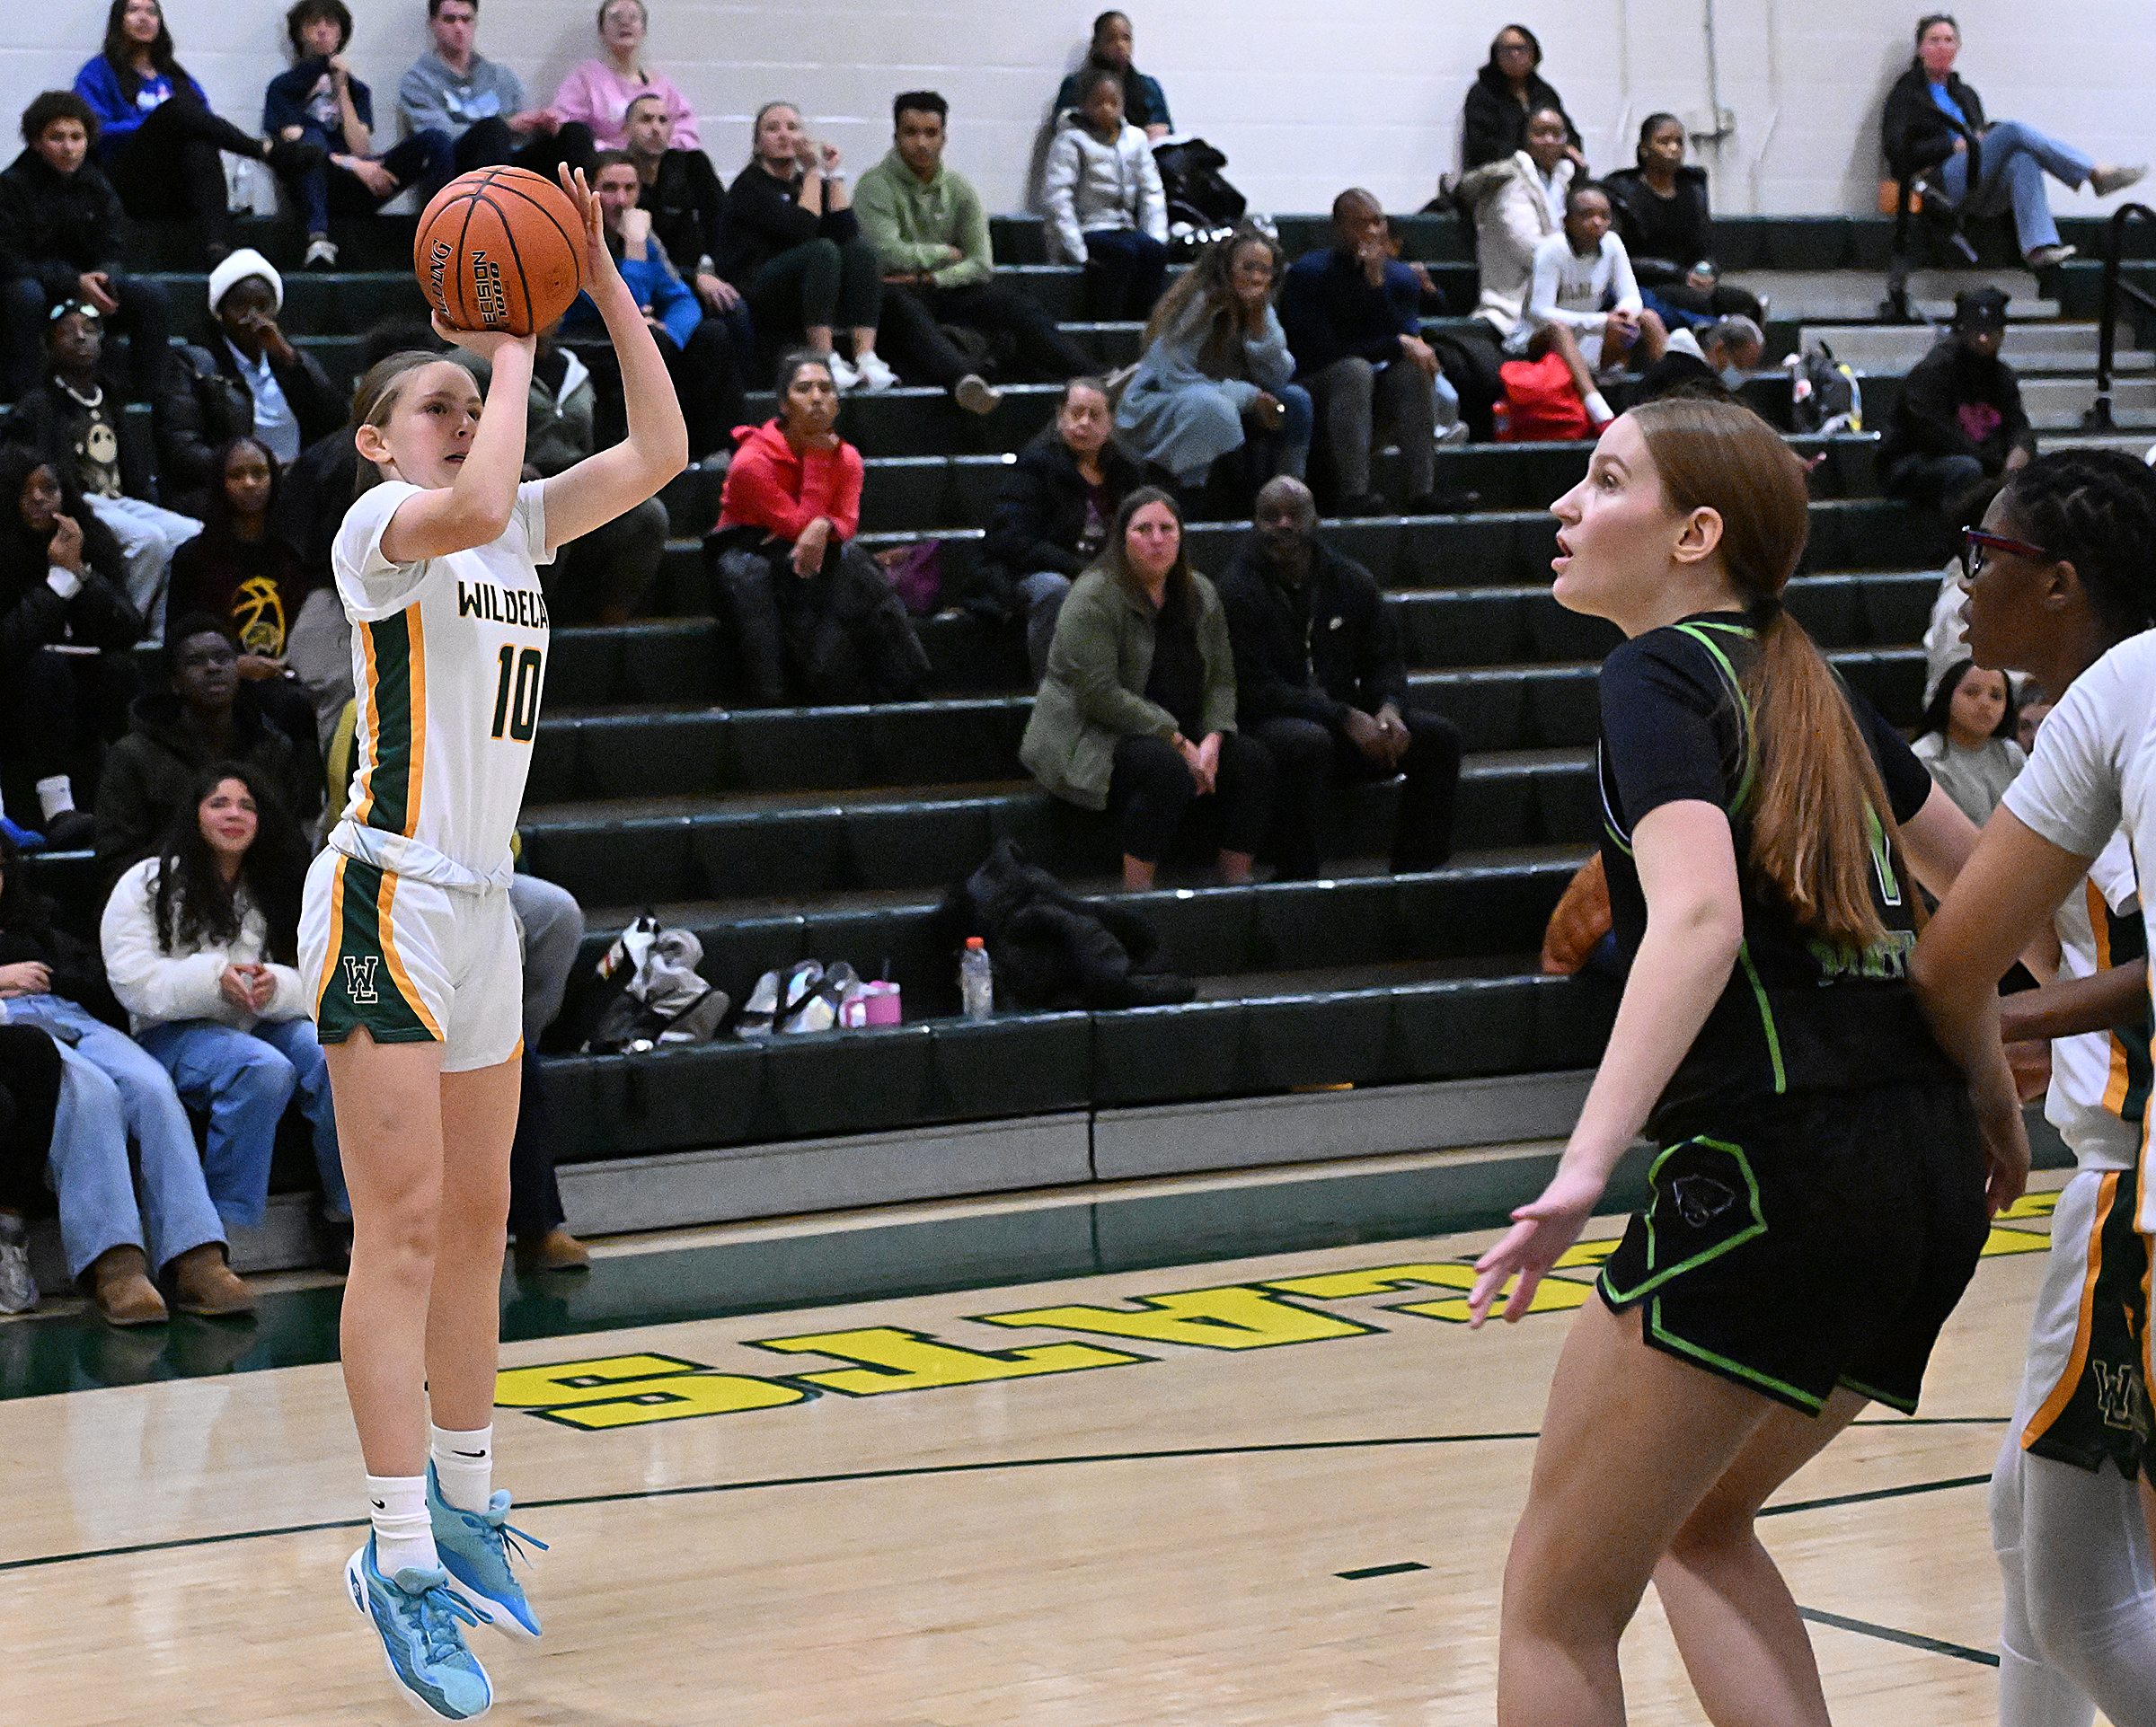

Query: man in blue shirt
(1279, 189), (1443, 515)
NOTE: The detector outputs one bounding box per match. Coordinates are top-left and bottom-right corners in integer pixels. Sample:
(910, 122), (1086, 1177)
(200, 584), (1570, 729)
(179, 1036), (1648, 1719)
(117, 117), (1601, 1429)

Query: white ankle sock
(367, 1474), (437, 1575)
(1584, 391), (1614, 427)
(35, 775), (74, 820)
(429, 1423), (494, 1513)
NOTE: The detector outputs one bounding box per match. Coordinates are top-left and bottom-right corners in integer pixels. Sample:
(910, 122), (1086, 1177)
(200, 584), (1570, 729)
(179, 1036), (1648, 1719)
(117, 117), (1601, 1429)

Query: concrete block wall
(1, 1), (2148, 220)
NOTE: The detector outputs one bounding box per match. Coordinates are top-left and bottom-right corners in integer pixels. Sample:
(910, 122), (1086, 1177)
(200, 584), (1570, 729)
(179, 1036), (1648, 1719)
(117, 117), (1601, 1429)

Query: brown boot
(170, 1243), (256, 1317)
(514, 1227), (592, 1274)
(89, 1246), (168, 1326)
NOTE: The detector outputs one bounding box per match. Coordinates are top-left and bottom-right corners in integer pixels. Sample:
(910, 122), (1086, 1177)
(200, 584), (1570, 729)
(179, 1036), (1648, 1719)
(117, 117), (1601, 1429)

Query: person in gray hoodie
(1042, 65), (1167, 319)
(396, 0), (594, 180)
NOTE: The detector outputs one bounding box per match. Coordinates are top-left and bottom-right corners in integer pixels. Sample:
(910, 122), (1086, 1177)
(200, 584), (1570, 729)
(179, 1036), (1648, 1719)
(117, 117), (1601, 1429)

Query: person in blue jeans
(0, 827), (252, 1325)
(99, 762), (347, 1238)
(266, 0), (454, 270)
(1883, 14), (2144, 270)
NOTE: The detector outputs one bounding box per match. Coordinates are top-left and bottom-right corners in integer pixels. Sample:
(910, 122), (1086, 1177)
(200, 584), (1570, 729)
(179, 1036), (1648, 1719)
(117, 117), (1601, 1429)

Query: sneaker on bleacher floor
(304, 236), (340, 269)
(0, 1214), (37, 1314)
(853, 351), (899, 392)
(428, 1465), (548, 1642)
(953, 373), (1002, 416)
(2026, 243), (2078, 270)
(2091, 164), (2146, 198)
(824, 352), (862, 392)
(344, 1537), (493, 1720)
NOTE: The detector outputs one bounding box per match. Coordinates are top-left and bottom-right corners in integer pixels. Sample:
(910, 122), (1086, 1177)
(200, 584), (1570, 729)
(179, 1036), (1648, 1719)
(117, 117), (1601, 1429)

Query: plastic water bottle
(960, 937), (994, 1020)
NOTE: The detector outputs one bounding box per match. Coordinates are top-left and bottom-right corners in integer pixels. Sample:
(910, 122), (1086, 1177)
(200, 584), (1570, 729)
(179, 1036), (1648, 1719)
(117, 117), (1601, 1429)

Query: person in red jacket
(704, 350), (926, 704)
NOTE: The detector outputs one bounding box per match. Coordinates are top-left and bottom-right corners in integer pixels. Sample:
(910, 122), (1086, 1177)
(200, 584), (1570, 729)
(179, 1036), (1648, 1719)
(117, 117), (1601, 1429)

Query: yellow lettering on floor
(1261, 1263), (1593, 1324)
(1979, 1225), (2053, 1257)
(749, 1326), (1146, 1395)
(974, 1284), (1380, 1350)
(493, 1353), (809, 1430)
(1997, 1192), (2061, 1220)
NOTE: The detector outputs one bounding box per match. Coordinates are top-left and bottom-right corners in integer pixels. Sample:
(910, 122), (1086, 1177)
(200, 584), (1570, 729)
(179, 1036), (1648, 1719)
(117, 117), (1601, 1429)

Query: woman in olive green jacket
(1020, 487), (1277, 889)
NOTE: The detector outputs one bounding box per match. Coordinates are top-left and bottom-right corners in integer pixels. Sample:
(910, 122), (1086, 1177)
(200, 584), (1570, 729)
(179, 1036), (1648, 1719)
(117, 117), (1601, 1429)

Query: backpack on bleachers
(1787, 343), (1863, 435)
(570, 915), (730, 1053)
(1152, 138), (1249, 258)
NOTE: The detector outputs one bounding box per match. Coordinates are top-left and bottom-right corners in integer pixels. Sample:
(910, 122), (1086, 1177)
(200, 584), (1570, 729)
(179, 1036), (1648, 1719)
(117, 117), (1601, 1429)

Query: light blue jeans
(7, 995), (225, 1282)
(1940, 119), (2093, 253)
(137, 1016), (349, 1227)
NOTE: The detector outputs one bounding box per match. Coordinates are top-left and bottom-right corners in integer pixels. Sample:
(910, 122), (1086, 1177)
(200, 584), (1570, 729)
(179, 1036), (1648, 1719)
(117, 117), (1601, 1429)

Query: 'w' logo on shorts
(2093, 1359), (2143, 1432)
(341, 955), (382, 1004)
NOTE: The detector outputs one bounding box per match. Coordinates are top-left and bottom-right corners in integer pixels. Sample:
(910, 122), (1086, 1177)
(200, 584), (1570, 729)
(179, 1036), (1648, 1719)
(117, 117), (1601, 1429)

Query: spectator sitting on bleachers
(1462, 105), (1573, 339)
(1883, 14), (2143, 272)
(504, 871), (591, 1273)
(1055, 11), (1173, 143)
(553, 0), (698, 154)
(566, 152), (742, 462)
(1218, 475), (1462, 877)
(857, 92), (1096, 415)
(0, 442), (142, 845)
(265, 0), (454, 271)
(0, 92), (172, 403)
(453, 322), (668, 623)
(978, 376), (1142, 677)
(397, 0), (596, 183)
(1279, 189), (1445, 517)
(706, 352), (930, 705)
(94, 612), (319, 882)
(1631, 313), (1763, 403)
(75, 0), (322, 267)
(1512, 182), (1666, 431)
(623, 93), (755, 379)
(1, 300), (201, 635)
(1459, 24), (1583, 173)
(100, 762), (346, 1241)
(0, 1025), (62, 1312)
(1910, 656), (2023, 824)
(1042, 66), (1169, 321)
(164, 436), (335, 777)
(1114, 224), (1310, 499)
(1021, 486), (1273, 891)
(1878, 286), (2033, 507)
(714, 102), (894, 392)
(155, 249), (347, 520)
(1604, 115), (1766, 328)
(0, 825), (251, 1325)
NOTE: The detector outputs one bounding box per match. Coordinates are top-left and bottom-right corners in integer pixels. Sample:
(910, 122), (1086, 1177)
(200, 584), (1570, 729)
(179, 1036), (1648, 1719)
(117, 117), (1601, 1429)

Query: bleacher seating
(15, 203), (2154, 1261)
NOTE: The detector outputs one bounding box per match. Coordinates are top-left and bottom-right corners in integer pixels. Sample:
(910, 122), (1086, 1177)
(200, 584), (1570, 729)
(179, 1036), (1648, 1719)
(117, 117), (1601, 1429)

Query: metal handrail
(2082, 202), (2156, 430)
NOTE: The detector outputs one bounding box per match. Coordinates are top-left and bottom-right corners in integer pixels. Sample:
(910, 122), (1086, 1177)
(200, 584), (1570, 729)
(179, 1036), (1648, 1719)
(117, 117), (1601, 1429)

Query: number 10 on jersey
(490, 645), (543, 742)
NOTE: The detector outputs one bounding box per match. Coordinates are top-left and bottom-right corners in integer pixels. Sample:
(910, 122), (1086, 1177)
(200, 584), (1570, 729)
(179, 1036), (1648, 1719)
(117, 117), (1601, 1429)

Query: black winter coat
(0, 1025), (63, 1219)
(0, 149), (126, 295)
(0, 519), (140, 666)
(1881, 65), (1986, 181)
(981, 428), (1143, 584)
(0, 897), (122, 1028)
(1878, 335), (2035, 478)
(1604, 165), (1714, 280)
(93, 687), (316, 883)
(155, 327), (349, 516)
(1216, 533), (1409, 731)
(709, 536), (930, 707)
(1462, 64), (1578, 171)
(645, 148), (731, 280)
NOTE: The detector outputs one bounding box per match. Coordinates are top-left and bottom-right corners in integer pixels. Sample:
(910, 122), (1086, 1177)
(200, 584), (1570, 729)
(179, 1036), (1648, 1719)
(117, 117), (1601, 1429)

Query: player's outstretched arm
(374, 321), (535, 563)
(1469, 798), (1743, 1326)
(541, 165), (690, 551)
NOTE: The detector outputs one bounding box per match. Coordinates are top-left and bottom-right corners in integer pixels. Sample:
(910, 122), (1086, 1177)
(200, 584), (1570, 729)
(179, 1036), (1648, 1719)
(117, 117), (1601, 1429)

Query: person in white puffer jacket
(1042, 65), (1168, 319)
(100, 762), (347, 1233)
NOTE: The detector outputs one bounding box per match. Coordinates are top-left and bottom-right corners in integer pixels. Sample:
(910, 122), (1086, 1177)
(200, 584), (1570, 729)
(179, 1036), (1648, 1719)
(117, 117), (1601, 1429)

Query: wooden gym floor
(0, 1147), (2078, 1725)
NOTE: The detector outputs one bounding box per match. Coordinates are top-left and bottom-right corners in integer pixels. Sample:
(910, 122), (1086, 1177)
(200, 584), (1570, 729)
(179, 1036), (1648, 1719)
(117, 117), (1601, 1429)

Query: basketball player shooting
(297, 165), (686, 1721)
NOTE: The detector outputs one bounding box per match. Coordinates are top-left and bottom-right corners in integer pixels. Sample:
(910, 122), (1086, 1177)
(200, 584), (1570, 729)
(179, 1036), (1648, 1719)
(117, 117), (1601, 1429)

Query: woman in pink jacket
(552, 0), (697, 152)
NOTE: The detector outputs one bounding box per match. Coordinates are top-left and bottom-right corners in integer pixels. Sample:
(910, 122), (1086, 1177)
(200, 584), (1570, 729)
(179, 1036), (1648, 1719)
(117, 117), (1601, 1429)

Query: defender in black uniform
(1468, 397), (2010, 1727)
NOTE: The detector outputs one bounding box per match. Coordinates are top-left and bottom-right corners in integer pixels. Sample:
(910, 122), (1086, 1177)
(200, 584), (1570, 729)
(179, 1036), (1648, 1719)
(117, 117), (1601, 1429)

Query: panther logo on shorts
(341, 955), (382, 1005)
(1672, 1175), (1736, 1228)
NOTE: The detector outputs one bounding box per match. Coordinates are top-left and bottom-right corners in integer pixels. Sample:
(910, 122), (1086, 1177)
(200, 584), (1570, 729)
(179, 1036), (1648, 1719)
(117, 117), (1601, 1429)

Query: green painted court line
(1798, 1606), (2001, 1667)
(1761, 1473), (1990, 1519)
(1338, 1562), (1430, 1579)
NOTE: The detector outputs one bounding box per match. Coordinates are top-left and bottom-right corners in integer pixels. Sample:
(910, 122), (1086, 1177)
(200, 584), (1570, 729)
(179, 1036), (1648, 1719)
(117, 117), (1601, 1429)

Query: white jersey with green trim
(328, 478), (554, 885)
(2044, 833), (2147, 1168)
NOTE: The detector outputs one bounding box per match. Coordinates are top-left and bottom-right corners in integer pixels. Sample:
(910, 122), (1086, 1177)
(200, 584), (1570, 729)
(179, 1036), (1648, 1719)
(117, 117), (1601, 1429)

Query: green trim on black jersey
(1673, 620), (1759, 818)
(1736, 945), (1788, 1094)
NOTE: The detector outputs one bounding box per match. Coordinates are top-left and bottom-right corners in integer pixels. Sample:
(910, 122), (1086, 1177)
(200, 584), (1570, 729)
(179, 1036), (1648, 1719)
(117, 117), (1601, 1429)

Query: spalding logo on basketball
(413, 166), (585, 338)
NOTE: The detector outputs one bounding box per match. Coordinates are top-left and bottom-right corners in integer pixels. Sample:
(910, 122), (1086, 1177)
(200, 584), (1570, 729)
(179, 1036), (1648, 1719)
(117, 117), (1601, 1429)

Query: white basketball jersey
(2045, 831), (2147, 1169)
(329, 478), (554, 880)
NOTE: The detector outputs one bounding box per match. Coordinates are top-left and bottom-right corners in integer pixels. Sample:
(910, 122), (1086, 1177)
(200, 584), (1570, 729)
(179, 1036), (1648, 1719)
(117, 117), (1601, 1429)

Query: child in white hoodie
(101, 762), (346, 1231)
(1043, 66), (1169, 318)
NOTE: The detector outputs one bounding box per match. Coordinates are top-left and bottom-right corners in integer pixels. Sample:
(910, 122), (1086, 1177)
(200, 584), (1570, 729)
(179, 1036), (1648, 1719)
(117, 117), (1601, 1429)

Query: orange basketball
(413, 167), (586, 337)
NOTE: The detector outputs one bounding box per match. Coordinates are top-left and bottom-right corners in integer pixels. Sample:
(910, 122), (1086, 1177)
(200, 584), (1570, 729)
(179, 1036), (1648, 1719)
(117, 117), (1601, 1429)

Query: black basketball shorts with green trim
(1596, 1079), (1992, 1415)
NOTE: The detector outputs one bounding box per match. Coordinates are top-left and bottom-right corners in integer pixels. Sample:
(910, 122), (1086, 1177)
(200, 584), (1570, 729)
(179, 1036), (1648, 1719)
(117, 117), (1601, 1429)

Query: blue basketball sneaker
(343, 1536), (493, 1720)
(428, 1463), (548, 1642)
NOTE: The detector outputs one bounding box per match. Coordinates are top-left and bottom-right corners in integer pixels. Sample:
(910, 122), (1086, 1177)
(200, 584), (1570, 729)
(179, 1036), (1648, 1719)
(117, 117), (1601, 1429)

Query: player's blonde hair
(348, 349), (460, 497)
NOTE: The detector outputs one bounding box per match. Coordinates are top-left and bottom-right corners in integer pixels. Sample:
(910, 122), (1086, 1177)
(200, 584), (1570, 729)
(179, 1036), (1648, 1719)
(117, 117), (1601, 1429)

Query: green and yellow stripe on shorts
(313, 854), (442, 1044)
